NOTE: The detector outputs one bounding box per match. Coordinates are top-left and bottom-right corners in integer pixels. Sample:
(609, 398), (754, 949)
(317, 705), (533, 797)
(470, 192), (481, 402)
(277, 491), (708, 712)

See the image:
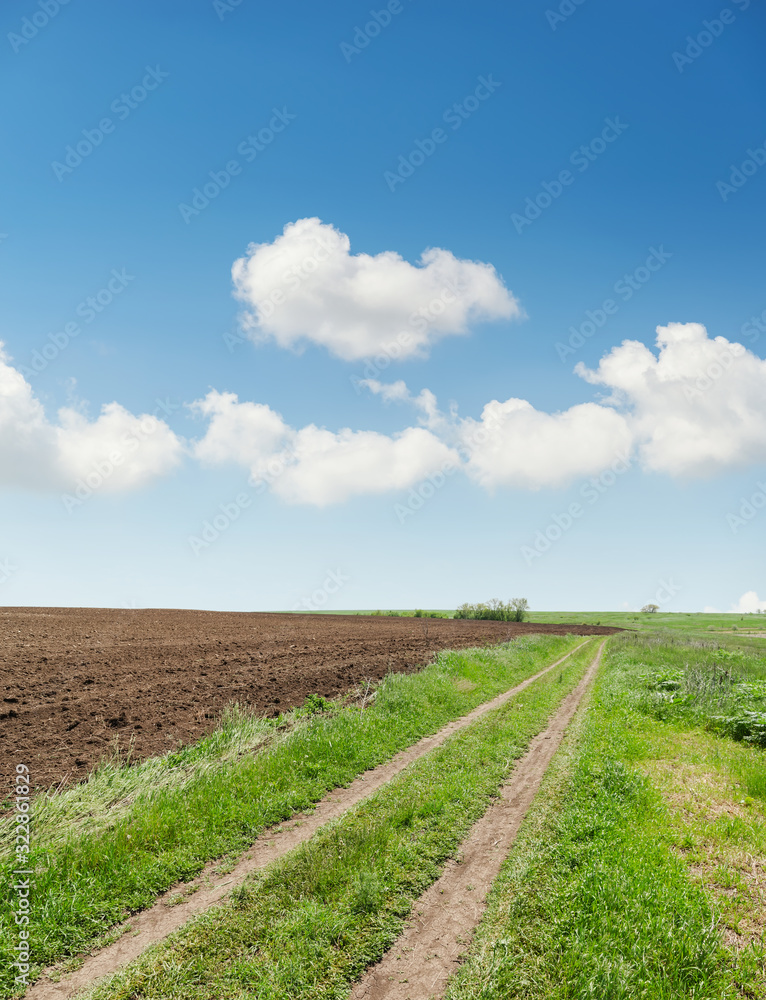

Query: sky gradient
(1, 0), (765, 613)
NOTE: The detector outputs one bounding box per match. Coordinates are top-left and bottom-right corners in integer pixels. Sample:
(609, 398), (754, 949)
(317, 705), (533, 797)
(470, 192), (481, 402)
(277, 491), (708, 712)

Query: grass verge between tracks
(444, 632), (766, 1000)
(1, 632), (583, 995)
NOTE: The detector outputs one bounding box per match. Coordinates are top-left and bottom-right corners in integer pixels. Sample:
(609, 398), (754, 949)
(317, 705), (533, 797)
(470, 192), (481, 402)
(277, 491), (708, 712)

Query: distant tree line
(454, 598), (529, 622)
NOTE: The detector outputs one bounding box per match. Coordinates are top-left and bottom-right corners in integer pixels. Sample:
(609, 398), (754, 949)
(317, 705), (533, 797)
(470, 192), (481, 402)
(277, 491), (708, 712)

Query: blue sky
(1, 0), (765, 612)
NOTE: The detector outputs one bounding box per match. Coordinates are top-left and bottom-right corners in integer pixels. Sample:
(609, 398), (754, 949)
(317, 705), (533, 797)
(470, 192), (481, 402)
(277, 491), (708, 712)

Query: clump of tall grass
(626, 634), (766, 747)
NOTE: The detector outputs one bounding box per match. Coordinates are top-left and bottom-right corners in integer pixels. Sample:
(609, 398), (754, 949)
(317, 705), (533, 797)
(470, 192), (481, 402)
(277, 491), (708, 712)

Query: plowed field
(0, 608), (621, 791)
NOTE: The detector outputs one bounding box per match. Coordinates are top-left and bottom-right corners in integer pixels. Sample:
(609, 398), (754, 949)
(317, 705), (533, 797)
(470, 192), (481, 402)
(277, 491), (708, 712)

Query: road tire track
(26, 639), (592, 1000)
(350, 640), (606, 1000)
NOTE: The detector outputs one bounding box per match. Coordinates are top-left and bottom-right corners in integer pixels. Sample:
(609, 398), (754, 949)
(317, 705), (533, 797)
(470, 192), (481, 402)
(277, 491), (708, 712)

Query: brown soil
(351, 641), (606, 1000)
(0, 608), (620, 793)
(26, 641), (590, 1000)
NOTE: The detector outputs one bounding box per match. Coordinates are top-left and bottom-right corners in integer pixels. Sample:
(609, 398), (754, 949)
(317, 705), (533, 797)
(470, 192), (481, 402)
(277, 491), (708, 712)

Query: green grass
(443, 631), (766, 1000)
(530, 609), (766, 639)
(0, 632), (583, 996)
(630, 631), (766, 746)
(0, 704), (279, 843)
(79, 640), (600, 999)
(293, 608), (766, 648)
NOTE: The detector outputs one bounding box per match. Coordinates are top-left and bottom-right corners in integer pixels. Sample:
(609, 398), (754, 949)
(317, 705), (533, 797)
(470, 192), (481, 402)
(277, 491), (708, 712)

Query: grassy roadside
(81, 640), (600, 999)
(444, 632), (766, 1000)
(0, 633), (583, 995)
(529, 610), (766, 641)
(300, 609), (766, 641)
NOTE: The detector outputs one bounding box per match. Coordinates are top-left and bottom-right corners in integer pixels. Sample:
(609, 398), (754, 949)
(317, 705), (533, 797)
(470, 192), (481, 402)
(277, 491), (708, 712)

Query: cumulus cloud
(54, 405), (182, 491)
(191, 389), (456, 506)
(191, 391), (290, 473)
(360, 320), (766, 490)
(577, 322), (766, 477)
(458, 398), (633, 490)
(359, 378), (632, 490)
(360, 378), (442, 429)
(274, 425), (456, 505)
(231, 217), (521, 361)
(732, 590), (766, 613)
(0, 344), (183, 493)
(7, 316), (766, 507)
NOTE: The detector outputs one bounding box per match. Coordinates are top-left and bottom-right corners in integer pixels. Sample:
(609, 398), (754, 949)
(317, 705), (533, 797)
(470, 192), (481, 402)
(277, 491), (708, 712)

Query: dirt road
(26, 640), (594, 1000)
(351, 641), (606, 1000)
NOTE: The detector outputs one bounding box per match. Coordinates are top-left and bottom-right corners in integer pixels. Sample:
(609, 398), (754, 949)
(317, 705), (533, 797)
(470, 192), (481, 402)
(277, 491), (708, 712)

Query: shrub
(453, 598), (529, 622)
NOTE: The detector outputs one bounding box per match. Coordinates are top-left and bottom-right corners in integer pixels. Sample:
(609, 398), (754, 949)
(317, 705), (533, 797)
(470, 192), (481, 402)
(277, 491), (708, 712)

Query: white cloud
(184, 322), (766, 498)
(8, 315), (766, 509)
(360, 378), (442, 429)
(0, 343), (183, 492)
(0, 348), (57, 489)
(231, 217), (521, 361)
(458, 398), (633, 490)
(191, 388), (457, 505)
(359, 377), (633, 490)
(54, 404), (182, 491)
(577, 322), (766, 477)
(191, 390), (290, 473)
(732, 590), (766, 613)
(273, 425), (456, 505)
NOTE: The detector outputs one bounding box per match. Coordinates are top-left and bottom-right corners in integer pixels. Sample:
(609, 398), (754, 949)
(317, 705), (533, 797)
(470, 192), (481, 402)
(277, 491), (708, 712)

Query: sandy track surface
(0, 607), (620, 792)
(25, 641), (592, 1000)
(351, 640), (606, 1000)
